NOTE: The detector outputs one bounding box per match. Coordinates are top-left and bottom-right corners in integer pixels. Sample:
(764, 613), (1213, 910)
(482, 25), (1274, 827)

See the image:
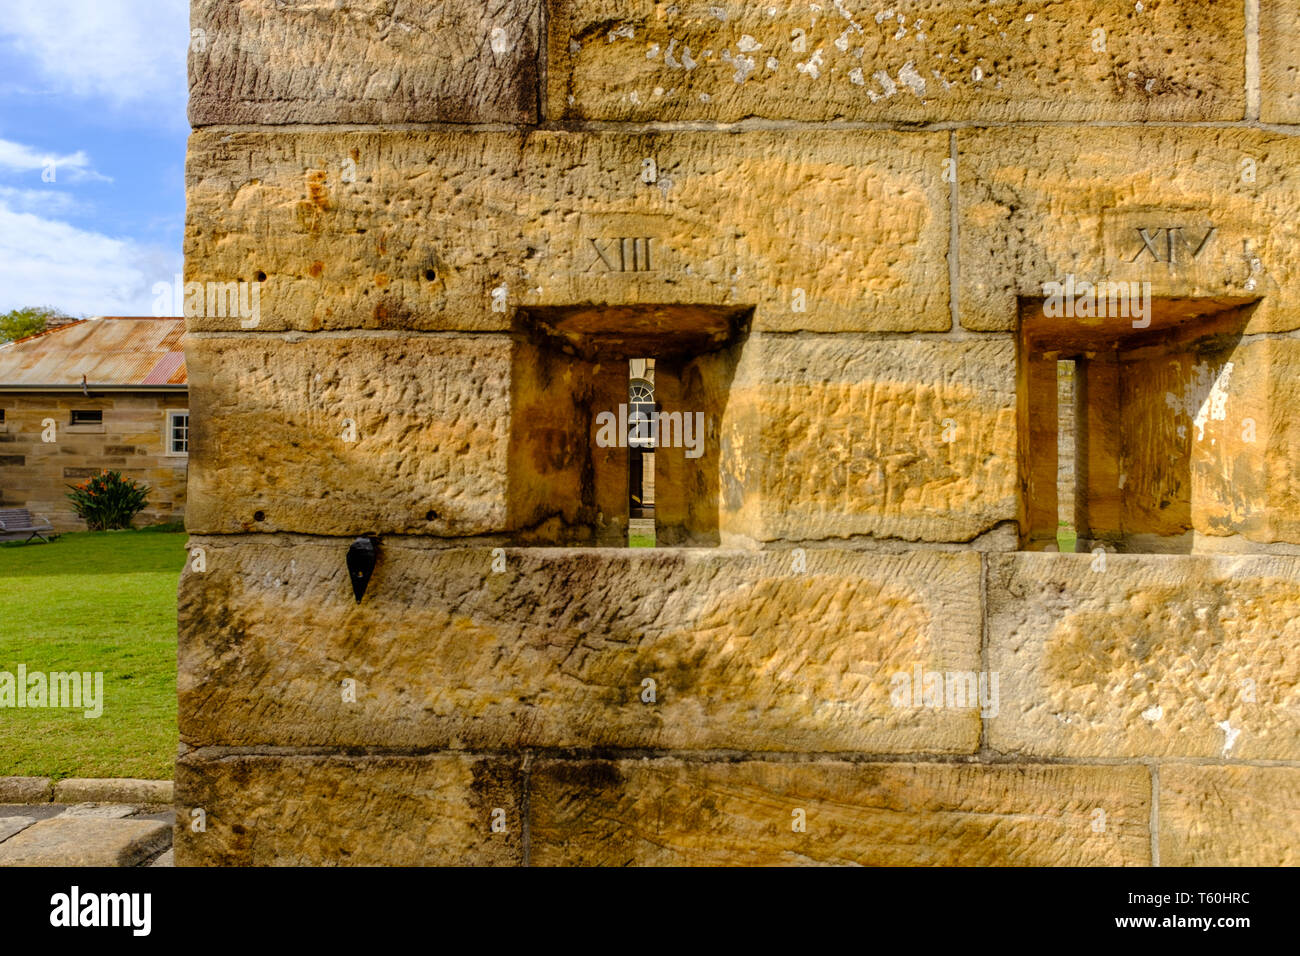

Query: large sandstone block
(174, 753), (523, 866)
(188, 0), (541, 124)
(184, 334), (511, 536)
(178, 542), (981, 753)
(184, 129), (950, 333)
(530, 760), (1151, 866)
(1260, 1), (1300, 124)
(0, 818), (171, 867)
(740, 334), (1018, 545)
(959, 127), (1300, 333)
(548, 0), (1244, 123)
(1158, 765), (1300, 866)
(986, 553), (1300, 760)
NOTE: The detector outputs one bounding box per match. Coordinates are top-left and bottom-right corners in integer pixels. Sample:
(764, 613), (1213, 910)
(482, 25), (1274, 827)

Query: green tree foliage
(0, 306), (76, 343)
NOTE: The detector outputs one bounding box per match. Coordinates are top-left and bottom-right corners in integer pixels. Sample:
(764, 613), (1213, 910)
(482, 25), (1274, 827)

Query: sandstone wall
(0, 392), (188, 530)
(179, 0), (1300, 866)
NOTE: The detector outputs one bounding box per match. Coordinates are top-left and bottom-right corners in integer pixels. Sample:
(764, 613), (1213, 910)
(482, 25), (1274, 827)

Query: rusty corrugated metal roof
(0, 317), (187, 387)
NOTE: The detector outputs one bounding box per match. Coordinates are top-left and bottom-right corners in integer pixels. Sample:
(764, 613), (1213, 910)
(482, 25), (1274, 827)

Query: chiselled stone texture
(184, 334), (511, 536)
(548, 1), (1244, 124)
(960, 127), (1300, 334)
(740, 334), (1018, 545)
(184, 129), (950, 334)
(530, 760), (1151, 866)
(1159, 765), (1300, 866)
(188, 0), (541, 125)
(986, 554), (1300, 760)
(178, 542), (981, 752)
(174, 754), (523, 866)
(1260, 1), (1300, 124)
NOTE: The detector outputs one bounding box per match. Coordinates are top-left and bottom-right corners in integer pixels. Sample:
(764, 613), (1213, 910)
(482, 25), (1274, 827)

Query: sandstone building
(0, 318), (188, 531)
(178, 1), (1299, 865)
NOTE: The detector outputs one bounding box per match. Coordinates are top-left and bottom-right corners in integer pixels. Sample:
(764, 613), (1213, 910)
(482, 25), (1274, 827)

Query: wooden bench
(0, 508), (57, 543)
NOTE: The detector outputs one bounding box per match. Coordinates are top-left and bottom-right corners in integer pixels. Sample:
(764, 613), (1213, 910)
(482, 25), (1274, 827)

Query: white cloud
(0, 200), (181, 316)
(0, 0), (189, 113)
(0, 138), (110, 183)
(0, 186), (79, 216)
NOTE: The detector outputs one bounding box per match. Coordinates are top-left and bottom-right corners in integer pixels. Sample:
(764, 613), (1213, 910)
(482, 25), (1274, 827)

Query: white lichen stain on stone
(866, 69), (897, 102)
(849, 67), (865, 86)
(796, 48), (825, 79)
(898, 61), (926, 96)
(489, 27), (513, 56)
(710, 5), (727, 22)
(1141, 704), (1163, 722)
(646, 42), (660, 59)
(663, 39), (698, 70)
(1166, 362), (1233, 441)
(767, 56), (779, 71)
(732, 55), (757, 83)
(1217, 719), (1240, 755)
(738, 34), (762, 53)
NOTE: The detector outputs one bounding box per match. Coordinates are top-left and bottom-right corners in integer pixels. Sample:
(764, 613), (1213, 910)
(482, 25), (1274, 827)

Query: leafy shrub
(66, 470), (150, 531)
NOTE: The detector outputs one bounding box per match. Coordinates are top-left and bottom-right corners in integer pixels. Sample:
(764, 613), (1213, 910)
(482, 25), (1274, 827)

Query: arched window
(628, 377), (656, 447)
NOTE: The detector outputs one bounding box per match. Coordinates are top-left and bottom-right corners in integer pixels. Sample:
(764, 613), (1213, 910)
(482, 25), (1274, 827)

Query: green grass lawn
(0, 529), (184, 779)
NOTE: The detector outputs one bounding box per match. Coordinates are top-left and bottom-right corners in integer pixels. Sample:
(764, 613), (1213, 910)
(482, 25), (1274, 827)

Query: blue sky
(0, 0), (189, 316)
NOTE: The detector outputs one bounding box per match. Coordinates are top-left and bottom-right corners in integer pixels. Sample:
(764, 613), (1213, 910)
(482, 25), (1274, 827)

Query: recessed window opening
(509, 303), (753, 549)
(70, 409), (102, 425)
(1019, 296), (1255, 554)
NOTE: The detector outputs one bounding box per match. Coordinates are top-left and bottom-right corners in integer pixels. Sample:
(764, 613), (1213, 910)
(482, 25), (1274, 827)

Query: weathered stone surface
(549, 0), (1244, 123)
(53, 778), (173, 805)
(0, 777), (51, 803)
(741, 334), (1018, 544)
(987, 553), (1300, 760)
(150, 848), (174, 867)
(184, 335), (510, 536)
(184, 130), (950, 334)
(0, 817), (170, 866)
(174, 754), (522, 866)
(531, 760), (1151, 866)
(1260, 1), (1300, 124)
(183, 331), (1019, 544)
(178, 542), (981, 753)
(58, 804), (138, 819)
(0, 817), (35, 842)
(188, 0), (541, 125)
(959, 127), (1300, 334)
(1159, 765), (1300, 866)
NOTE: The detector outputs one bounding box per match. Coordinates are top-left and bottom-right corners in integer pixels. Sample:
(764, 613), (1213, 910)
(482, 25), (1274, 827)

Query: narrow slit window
(1056, 359), (1078, 553)
(628, 359), (656, 548)
(70, 409), (102, 425)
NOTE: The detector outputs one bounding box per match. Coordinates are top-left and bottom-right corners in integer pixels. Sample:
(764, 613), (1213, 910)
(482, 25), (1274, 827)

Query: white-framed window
(628, 378), (656, 448)
(167, 409), (189, 456)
